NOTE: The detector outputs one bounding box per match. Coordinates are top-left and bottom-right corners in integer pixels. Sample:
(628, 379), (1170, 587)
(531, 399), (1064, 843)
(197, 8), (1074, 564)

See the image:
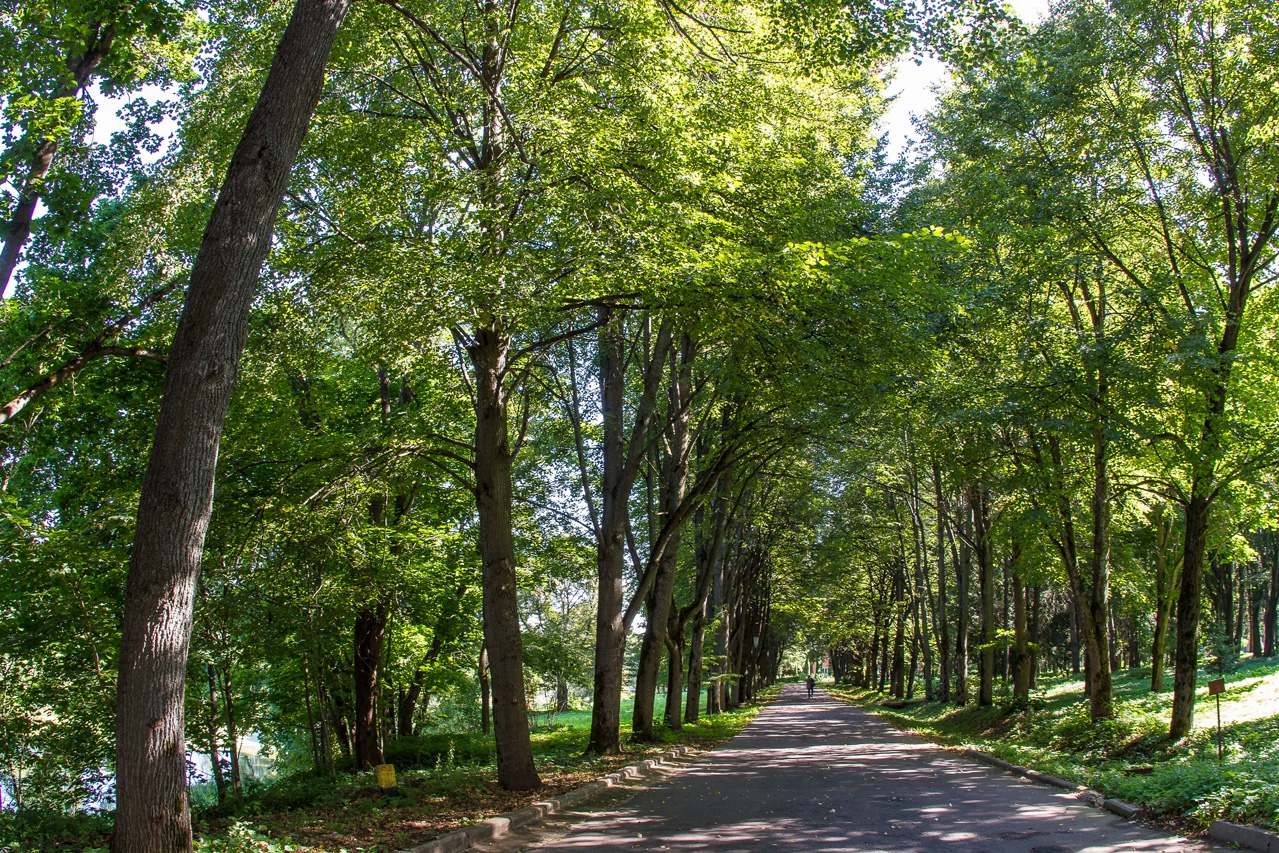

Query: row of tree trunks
(632, 337), (694, 740)
(586, 311), (672, 754)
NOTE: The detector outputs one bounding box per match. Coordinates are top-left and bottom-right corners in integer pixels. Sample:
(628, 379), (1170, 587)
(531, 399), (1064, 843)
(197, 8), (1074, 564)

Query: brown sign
(1208, 678), (1225, 696)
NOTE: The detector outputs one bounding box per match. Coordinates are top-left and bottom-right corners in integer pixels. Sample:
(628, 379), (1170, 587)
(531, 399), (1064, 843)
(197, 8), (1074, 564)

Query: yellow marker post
(375, 763), (399, 797)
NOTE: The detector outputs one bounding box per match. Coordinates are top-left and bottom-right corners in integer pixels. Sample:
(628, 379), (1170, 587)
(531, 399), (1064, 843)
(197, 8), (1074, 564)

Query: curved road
(531, 685), (1211, 853)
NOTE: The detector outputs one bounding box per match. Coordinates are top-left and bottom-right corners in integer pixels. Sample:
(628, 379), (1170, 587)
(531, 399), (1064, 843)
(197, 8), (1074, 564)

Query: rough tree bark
(470, 321), (540, 789)
(113, 2), (352, 849)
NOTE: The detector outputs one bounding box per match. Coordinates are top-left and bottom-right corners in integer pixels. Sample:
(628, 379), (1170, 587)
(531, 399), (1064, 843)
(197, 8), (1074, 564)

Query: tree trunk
(934, 460), (951, 703)
(891, 558), (907, 699)
(204, 666), (225, 803)
(971, 488), (995, 707)
(470, 322), (539, 790)
(633, 546), (681, 738)
(586, 312), (672, 753)
(1070, 597), (1081, 674)
(353, 605), (387, 769)
(479, 643), (491, 736)
(686, 597), (707, 724)
(1011, 560), (1031, 701)
(399, 632), (445, 737)
(707, 552), (725, 715)
(113, 1), (353, 849)
(1170, 492), (1210, 738)
(587, 312), (629, 754)
(221, 668), (242, 798)
(555, 678), (569, 713)
(1045, 433), (1112, 719)
(955, 497), (971, 705)
(1151, 503), (1179, 691)
(1029, 584), (1041, 688)
(302, 658), (321, 775)
(1264, 532), (1278, 657)
(664, 627), (685, 731)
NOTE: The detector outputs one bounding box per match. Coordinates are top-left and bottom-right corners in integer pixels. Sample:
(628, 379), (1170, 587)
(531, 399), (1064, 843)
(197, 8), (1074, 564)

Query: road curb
(960, 748), (1086, 793)
(1209, 820), (1279, 853)
(397, 745), (695, 853)
(960, 748), (1144, 822)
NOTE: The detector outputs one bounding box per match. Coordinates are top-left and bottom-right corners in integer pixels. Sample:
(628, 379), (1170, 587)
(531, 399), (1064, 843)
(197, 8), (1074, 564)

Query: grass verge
(825, 658), (1279, 835)
(9, 690), (775, 853)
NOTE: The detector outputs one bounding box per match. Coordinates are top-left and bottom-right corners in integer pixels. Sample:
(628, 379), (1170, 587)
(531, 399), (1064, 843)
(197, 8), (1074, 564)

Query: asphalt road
(530, 684), (1212, 853)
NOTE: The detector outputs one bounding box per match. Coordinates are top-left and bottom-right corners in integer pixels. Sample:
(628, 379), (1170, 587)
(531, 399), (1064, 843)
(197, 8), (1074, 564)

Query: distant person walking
(806, 675), (816, 699)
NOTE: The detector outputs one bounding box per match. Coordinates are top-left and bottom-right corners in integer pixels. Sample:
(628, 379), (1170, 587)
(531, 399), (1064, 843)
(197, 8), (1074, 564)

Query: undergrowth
(4, 690), (772, 853)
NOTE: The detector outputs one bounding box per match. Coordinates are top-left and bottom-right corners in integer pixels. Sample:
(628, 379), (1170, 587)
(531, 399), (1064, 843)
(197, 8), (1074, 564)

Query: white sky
(876, 0), (1051, 157)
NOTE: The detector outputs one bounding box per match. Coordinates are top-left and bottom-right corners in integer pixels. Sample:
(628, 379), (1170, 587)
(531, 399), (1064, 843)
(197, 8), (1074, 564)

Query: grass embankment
(827, 659), (1279, 834)
(13, 690), (774, 853)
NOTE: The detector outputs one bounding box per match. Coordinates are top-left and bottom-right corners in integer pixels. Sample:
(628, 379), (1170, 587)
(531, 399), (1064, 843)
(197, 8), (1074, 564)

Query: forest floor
(15, 691), (774, 853)
(827, 656), (1279, 836)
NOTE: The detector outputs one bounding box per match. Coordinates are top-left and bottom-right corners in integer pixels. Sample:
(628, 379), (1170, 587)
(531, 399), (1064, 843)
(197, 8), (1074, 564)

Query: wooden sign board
(1207, 678), (1225, 696)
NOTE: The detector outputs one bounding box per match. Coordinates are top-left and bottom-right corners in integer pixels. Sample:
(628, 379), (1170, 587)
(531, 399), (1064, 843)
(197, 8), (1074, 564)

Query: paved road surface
(530, 685), (1211, 853)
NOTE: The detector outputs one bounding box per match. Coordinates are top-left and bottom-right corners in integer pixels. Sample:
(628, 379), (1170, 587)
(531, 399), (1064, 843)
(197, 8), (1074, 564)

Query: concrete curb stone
(397, 745), (694, 853)
(1103, 798), (1141, 819)
(1209, 820), (1279, 852)
(960, 748), (1145, 821)
(960, 748), (1087, 793)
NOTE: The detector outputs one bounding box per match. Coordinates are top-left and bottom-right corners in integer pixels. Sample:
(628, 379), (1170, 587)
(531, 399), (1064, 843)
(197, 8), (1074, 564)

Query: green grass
(3, 689), (774, 853)
(827, 657), (1279, 833)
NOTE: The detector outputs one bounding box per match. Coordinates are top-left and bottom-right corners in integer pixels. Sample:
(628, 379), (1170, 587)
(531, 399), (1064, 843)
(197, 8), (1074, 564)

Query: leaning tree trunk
(470, 322), (539, 790)
(113, 2), (353, 850)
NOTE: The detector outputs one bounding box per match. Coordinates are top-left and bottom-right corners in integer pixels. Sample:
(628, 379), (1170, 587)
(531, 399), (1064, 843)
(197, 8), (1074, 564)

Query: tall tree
(113, 0), (353, 849)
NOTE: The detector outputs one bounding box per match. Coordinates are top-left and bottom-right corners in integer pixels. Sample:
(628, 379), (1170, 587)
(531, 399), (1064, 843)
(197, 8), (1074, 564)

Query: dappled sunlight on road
(531, 685), (1210, 853)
